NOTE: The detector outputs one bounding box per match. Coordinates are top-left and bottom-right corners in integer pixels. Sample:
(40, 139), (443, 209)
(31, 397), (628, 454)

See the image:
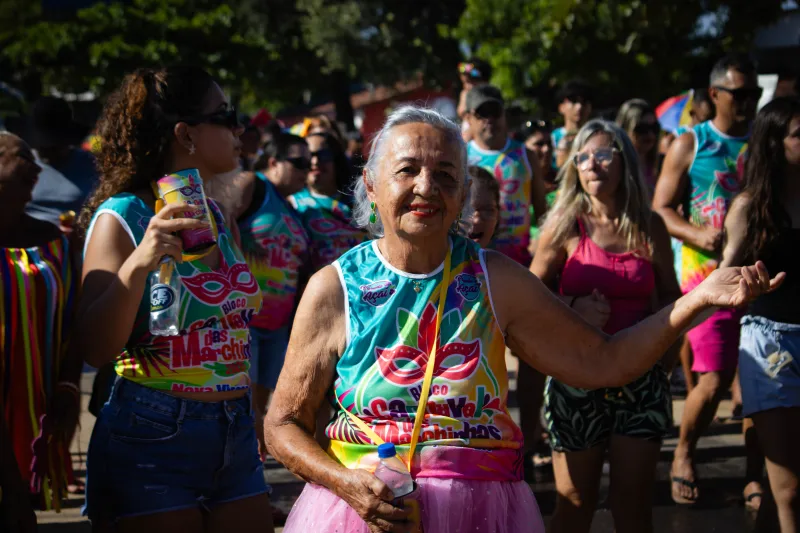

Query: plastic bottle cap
(377, 443), (397, 459)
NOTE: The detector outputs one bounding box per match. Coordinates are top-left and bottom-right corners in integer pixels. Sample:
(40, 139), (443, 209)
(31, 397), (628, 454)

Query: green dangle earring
(369, 202), (377, 224)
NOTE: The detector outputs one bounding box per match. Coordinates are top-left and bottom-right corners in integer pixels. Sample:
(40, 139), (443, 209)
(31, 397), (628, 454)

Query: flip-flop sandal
(744, 492), (763, 512)
(671, 476), (699, 505)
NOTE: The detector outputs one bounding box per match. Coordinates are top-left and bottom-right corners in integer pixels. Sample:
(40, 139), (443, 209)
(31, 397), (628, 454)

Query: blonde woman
(616, 99), (661, 193)
(531, 120), (682, 533)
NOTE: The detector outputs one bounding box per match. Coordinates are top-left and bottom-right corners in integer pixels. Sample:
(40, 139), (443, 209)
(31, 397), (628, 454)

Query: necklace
(412, 280), (424, 293)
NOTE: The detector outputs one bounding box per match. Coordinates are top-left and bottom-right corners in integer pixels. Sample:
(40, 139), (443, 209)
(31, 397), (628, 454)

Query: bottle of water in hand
(374, 443), (414, 499)
(149, 258), (180, 336)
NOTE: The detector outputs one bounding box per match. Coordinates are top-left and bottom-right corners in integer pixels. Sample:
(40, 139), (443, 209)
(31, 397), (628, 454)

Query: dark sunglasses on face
(310, 148), (334, 164)
(634, 122), (660, 135)
(283, 157), (311, 171)
(180, 108), (240, 129)
(475, 103), (503, 120)
(713, 86), (763, 103)
(565, 95), (589, 105)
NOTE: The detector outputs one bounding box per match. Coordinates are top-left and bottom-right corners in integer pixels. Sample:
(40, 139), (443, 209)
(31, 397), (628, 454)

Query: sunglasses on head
(180, 108), (240, 129)
(713, 86), (763, 103)
(572, 147), (619, 170)
(634, 122), (660, 135)
(283, 156), (311, 171)
(458, 62), (482, 78)
(310, 148), (334, 163)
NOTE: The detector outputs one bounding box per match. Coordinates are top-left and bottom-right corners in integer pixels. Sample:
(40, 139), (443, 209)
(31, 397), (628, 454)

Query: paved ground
(36, 364), (761, 532)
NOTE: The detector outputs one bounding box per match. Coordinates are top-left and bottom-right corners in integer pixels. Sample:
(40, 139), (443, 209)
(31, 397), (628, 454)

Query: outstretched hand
(697, 262), (785, 308)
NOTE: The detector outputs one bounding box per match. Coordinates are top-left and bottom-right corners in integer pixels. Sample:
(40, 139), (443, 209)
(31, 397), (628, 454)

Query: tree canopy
(0, 0), (789, 121)
(455, 0), (786, 109)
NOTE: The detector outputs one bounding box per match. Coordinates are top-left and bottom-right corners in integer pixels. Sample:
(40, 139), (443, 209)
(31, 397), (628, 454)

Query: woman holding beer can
(76, 66), (273, 532)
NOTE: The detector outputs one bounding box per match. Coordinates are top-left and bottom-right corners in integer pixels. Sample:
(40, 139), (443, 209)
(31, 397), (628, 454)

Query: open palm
(699, 262), (785, 308)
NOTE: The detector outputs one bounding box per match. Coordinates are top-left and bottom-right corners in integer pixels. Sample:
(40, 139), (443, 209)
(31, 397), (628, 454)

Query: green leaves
(455, 0), (784, 107)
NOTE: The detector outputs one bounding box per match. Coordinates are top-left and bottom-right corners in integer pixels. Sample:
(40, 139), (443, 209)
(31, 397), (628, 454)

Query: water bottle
(374, 443), (414, 499)
(149, 259), (180, 336)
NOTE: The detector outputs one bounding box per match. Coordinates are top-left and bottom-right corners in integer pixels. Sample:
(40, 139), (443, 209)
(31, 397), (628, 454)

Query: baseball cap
(466, 85), (505, 113)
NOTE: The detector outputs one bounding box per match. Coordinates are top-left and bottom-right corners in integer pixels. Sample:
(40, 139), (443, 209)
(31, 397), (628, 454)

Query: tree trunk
(331, 69), (355, 133)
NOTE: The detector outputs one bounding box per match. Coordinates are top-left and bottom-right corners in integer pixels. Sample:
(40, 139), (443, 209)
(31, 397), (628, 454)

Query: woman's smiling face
(367, 122), (465, 240)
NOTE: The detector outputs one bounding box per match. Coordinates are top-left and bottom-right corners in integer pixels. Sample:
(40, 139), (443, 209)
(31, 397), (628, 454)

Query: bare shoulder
(673, 130), (696, 154)
(729, 192), (752, 214)
(83, 210), (136, 270)
(299, 264), (345, 313)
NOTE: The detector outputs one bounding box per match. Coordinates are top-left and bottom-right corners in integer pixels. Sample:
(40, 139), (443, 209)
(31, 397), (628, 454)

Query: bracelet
(569, 296), (577, 308)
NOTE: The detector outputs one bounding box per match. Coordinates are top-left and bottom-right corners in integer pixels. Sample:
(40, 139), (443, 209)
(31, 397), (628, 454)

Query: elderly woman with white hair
(264, 106), (783, 533)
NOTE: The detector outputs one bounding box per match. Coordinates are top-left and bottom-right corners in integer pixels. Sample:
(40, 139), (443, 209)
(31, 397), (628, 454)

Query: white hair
(352, 105), (471, 237)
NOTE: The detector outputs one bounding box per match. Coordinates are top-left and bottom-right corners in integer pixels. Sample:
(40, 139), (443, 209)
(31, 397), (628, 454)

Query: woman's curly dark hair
(77, 66), (216, 235)
(742, 96), (800, 262)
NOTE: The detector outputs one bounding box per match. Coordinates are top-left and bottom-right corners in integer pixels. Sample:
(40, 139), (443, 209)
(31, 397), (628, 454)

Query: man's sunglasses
(634, 122), (660, 135)
(713, 86), (763, 103)
(283, 157), (311, 171)
(310, 148), (334, 164)
(474, 103), (503, 120)
(180, 108), (240, 129)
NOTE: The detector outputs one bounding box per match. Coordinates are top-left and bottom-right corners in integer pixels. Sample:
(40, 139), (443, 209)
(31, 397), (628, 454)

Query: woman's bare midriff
(167, 389), (250, 402)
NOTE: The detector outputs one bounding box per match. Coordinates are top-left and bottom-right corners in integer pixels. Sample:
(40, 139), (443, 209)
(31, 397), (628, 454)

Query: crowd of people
(0, 49), (798, 533)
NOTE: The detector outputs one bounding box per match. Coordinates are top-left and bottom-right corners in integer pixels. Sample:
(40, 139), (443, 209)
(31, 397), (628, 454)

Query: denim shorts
(83, 378), (269, 521)
(249, 326), (289, 389)
(739, 315), (800, 417)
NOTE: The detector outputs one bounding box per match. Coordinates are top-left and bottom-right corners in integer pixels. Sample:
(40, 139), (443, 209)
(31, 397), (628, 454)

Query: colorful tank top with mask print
(467, 138), (532, 265)
(86, 193), (262, 393)
(327, 236), (524, 481)
(238, 173), (310, 330)
(288, 188), (369, 272)
(681, 121), (748, 292)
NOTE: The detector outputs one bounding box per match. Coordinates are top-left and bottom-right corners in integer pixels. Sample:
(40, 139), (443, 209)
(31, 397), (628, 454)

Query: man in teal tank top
(465, 85), (548, 478)
(653, 53), (762, 505)
(465, 85), (547, 266)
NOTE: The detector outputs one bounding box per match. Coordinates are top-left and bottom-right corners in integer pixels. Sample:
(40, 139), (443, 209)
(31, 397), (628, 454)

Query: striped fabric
(1, 235), (76, 510)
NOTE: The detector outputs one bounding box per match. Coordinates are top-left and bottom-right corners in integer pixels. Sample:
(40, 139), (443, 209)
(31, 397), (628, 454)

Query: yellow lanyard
(150, 182), (218, 262)
(337, 248), (452, 472)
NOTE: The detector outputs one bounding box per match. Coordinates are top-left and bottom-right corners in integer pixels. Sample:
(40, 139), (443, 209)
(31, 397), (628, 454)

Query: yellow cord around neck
(336, 247), (452, 472)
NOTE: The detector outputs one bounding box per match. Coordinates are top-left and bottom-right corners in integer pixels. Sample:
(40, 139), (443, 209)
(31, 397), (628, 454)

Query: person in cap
(456, 58), (492, 142)
(24, 96), (98, 229)
(465, 85), (549, 480)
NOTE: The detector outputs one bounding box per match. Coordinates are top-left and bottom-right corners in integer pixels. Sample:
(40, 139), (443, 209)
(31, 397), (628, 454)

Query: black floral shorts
(544, 366), (672, 452)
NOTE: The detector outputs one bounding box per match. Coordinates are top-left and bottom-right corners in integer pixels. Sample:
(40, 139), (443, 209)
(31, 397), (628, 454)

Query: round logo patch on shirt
(360, 280), (396, 307)
(150, 283), (176, 312)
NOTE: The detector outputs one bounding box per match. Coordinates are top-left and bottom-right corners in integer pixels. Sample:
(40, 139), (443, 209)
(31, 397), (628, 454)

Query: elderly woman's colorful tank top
(288, 189), (369, 272)
(680, 121), (748, 292)
(238, 173), (309, 330)
(328, 236), (524, 481)
(85, 194), (261, 393)
(467, 138), (532, 265)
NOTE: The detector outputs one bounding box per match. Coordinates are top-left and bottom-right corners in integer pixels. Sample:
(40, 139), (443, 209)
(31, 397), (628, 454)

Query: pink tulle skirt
(282, 478), (545, 533)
